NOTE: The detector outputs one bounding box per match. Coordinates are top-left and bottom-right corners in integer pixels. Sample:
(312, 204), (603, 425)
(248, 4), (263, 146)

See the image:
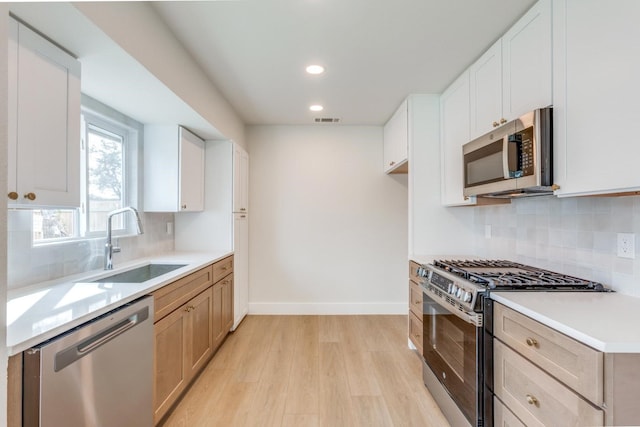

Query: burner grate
(433, 259), (607, 291)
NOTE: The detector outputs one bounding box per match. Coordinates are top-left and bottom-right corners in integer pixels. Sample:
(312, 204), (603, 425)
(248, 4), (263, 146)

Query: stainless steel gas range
(416, 259), (609, 427)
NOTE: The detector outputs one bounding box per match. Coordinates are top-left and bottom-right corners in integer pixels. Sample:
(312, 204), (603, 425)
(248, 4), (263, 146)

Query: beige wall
(247, 125), (408, 314)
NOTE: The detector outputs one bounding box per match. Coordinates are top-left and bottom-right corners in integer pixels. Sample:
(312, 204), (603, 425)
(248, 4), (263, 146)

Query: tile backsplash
(473, 195), (640, 296)
(7, 210), (174, 289)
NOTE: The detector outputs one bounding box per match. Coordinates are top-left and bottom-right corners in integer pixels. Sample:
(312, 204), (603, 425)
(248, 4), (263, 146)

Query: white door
(233, 212), (249, 329)
(469, 39), (503, 139)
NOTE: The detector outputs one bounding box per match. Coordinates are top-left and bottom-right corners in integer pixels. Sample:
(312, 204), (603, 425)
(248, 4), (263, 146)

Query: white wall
(1, 5), (9, 425)
(474, 196), (640, 296)
(73, 2), (246, 149)
(247, 125), (408, 314)
(175, 140), (234, 252)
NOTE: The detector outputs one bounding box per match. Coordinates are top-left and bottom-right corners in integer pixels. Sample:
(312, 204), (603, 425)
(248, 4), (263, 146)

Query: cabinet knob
(500, 118), (507, 124)
(7, 192), (18, 200)
(240, 215), (246, 218)
(181, 204), (187, 210)
(526, 394), (539, 406)
(24, 192), (36, 201)
(389, 161), (396, 166)
(492, 121), (499, 128)
(526, 337), (538, 347)
(240, 208), (246, 211)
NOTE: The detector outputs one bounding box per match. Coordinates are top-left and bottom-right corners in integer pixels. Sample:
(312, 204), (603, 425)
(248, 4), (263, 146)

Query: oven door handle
(422, 285), (483, 327)
(502, 135), (511, 179)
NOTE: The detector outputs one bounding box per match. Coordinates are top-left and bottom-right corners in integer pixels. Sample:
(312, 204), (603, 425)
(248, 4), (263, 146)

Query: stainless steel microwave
(462, 107), (555, 198)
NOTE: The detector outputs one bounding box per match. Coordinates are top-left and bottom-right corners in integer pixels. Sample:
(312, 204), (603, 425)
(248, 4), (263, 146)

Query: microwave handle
(502, 135), (511, 179)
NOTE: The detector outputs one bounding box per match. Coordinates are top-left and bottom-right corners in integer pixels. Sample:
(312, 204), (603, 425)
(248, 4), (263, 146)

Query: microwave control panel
(508, 126), (534, 177)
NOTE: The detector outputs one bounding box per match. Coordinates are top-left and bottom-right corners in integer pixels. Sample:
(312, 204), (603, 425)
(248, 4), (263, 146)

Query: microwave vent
(314, 117), (341, 123)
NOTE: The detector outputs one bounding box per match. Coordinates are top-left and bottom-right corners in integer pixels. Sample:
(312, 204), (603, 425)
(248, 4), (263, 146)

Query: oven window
(423, 295), (478, 424)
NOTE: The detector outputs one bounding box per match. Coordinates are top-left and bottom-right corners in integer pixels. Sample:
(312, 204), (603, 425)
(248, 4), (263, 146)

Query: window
(32, 98), (140, 244)
(85, 120), (126, 235)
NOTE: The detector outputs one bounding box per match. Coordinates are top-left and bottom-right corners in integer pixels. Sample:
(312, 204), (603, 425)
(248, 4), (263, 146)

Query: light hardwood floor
(162, 315), (450, 427)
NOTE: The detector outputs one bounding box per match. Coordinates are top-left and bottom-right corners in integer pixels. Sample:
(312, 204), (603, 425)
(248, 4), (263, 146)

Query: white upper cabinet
(233, 143), (249, 213)
(383, 99), (409, 173)
(469, 0), (552, 140)
(440, 71), (476, 206)
(553, 0), (640, 197)
(502, 0), (552, 121)
(144, 126), (205, 212)
(8, 17), (81, 208)
(469, 39), (503, 139)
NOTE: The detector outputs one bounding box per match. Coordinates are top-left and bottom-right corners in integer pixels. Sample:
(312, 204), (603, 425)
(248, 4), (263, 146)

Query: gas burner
(431, 259), (607, 292)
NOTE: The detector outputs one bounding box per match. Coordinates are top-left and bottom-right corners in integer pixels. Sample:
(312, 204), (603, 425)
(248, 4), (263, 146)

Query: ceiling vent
(314, 117), (341, 123)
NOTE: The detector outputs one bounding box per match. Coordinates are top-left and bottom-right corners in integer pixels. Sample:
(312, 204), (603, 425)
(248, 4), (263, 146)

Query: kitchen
(1, 0), (640, 426)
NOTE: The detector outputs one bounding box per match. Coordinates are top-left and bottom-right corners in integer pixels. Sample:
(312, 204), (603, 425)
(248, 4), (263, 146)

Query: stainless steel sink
(92, 264), (187, 283)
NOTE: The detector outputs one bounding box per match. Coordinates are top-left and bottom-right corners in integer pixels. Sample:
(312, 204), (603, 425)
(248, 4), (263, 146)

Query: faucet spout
(104, 207), (144, 270)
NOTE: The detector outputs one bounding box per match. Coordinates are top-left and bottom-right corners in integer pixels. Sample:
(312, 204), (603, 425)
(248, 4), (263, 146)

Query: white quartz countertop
(491, 291), (640, 353)
(6, 251), (233, 356)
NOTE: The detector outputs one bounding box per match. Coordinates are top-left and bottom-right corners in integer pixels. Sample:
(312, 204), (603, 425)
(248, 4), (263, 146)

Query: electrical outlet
(166, 222), (173, 235)
(617, 233), (635, 259)
(485, 225), (492, 239)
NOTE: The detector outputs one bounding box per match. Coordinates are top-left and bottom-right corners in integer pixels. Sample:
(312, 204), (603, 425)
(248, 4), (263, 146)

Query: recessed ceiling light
(309, 104), (324, 112)
(306, 65), (325, 75)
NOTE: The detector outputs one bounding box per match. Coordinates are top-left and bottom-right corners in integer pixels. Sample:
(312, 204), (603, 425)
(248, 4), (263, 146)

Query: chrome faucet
(104, 207), (144, 270)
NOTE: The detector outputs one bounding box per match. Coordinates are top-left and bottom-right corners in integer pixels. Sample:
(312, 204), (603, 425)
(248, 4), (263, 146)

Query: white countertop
(491, 291), (640, 353)
(6, 251), (232, 356)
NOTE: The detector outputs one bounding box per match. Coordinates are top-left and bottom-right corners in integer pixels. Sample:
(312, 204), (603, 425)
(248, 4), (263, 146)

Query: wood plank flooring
(162, 315), (450, 427)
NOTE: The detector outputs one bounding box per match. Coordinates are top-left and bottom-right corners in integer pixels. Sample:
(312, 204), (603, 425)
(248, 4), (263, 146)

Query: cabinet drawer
(153, 266), (213, 321)
(494, 396), (525, 427)
(494, 303), (603, 404)
(213, 256), (233, 283)
(409, 280), (423, 318)
(409, 311), (423, 355)
(494, 340), (603, 427)
(409, 261), (421, 284)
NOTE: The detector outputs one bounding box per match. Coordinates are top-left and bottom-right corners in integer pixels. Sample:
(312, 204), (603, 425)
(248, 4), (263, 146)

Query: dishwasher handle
(54, 305), (150, 372)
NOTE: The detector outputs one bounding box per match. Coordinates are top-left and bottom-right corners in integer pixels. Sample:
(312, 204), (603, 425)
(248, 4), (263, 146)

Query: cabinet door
(383, 99), (408, 173)
(554, 0), (640, 196)
(154, 307), (188, 424)
(187, 287), (214, 376)
(440, 70), (476, 206)
(212, 281), (225, 349)
(469, 39), (503, 139)
(502, 0), (552, 121)
(179, 127), (205, 211)
(494, 340), (603, 427)
(222, 275), (234, 333)
(233, 144), (249, 213)
(9, 18), (81, 207)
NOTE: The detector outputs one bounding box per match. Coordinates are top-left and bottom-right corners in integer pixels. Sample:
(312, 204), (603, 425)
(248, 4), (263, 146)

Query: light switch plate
(617, 233), (635, 259)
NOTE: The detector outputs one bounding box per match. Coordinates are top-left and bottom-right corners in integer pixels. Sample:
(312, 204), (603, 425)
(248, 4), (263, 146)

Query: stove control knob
(463, 292), (472, 303)
(451, 285), (458, 295)
(456, 288), (463, 299)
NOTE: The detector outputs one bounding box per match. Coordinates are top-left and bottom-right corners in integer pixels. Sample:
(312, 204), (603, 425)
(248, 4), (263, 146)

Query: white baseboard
(248, 302), (407, 315)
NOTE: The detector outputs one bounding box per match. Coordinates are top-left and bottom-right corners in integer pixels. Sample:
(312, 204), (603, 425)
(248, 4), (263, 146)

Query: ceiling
(152, 0), (537, 126)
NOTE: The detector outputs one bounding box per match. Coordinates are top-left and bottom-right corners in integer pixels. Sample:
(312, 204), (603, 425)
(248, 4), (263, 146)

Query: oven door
(423, 291), (483, 425)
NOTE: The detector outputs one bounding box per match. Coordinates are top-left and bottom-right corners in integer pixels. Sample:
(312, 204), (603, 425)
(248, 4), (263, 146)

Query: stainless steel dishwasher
(23, 296), (154, 427)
